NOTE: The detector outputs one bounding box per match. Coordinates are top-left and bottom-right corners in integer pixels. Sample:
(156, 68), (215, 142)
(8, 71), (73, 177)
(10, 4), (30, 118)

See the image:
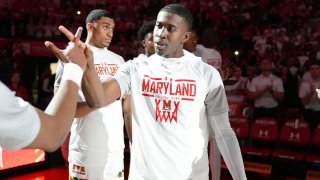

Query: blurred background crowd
(0, 0), (320, 178)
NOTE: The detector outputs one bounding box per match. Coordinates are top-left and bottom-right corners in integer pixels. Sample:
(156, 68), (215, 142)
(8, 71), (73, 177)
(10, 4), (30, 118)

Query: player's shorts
(69, 152), (124, 180)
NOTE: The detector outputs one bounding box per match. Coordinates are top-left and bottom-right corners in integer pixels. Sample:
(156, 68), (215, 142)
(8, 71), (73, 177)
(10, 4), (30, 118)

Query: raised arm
(27, 27), (89, 152)
(29, 64), (83, 151)
(0, 26), (89, 152)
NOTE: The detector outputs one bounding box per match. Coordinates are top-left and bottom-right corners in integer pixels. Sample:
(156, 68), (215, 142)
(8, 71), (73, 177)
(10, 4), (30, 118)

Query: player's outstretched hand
(45, 26), (87, 71)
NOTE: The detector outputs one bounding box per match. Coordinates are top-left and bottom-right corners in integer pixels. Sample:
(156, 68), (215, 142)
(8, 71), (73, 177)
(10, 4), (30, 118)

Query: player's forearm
(209, 112), (247, 180)
(101, 78), (122, 105)
(75, 102), (96, 118)
(27, 64), (83, 152)
(122, 95), (133, 143)
(215, 130), (247, 180)
(82, 63), (105, 108)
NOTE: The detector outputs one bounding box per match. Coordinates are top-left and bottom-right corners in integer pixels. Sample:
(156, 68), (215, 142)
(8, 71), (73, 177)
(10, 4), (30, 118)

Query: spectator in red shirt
(8, 71), (29, 101)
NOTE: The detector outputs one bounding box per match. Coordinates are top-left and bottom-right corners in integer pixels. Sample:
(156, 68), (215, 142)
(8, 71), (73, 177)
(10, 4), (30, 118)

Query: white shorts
(69, 152), (124, 180)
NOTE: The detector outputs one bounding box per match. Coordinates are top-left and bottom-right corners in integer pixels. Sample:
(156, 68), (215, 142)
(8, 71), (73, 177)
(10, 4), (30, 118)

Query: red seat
(306, 123), (320, 164)
(243, 117), (278, 158)
(272, 118), (311, 161)
(228, 101), (246, 118)
(229, 117), (249, 139)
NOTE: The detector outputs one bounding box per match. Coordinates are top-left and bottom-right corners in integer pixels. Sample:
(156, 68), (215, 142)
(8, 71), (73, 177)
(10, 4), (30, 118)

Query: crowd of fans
(0, 0), (320, 129)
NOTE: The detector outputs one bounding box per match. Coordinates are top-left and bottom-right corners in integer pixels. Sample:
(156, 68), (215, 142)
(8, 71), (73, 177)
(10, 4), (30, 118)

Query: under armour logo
(289, 132), (300, 140)
(259, 130), (269, 136)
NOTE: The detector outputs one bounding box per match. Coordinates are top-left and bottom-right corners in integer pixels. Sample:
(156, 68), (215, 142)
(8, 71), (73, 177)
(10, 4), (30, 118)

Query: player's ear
(141, 40), (146, 48)
(181, 31), (191, 44)
(86, 23), (93, 32)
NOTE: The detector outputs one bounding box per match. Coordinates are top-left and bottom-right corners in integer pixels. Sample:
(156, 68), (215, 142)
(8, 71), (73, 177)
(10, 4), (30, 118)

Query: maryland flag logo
(72, 164), (87, 175)
(155, 99), (180, 123)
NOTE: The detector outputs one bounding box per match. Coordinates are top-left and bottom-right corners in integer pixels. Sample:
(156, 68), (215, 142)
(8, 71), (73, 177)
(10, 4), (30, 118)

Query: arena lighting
(77, 10), (81, 15)
(234, 50), (239, 56)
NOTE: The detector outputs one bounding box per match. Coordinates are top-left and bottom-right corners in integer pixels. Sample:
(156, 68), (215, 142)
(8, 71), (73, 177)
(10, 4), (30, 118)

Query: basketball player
(50, 4), (247, 180)
(54, 10), (126, 180)
(184, 29), (222, 70)
(137, 20), (156, 58)
(0, 27), (88, 152)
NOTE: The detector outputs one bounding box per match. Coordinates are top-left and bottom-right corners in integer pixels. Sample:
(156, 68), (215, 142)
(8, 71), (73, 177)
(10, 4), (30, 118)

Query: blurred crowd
(0, 0), (320, 129)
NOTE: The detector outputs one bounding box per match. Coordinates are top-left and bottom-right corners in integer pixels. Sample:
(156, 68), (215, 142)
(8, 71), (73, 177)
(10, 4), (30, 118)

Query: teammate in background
(184, 28), (221, 180)
(0, 27), (88, 152)
(54, 10), (126, 179)
(137, 20), (156, 58)
(50, 4), (247, 180)
(184, 29), (222, 70)
(124, 20), (156, 143)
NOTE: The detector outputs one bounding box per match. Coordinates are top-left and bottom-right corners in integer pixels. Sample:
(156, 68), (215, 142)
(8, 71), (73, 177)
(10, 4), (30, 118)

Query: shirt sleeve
(113, 60), (136, 96)
(205, 67), (229, 115)
(0, 82), (40, 150)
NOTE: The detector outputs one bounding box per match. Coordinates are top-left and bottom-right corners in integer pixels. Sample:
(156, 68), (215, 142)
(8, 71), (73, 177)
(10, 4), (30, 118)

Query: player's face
(154, 11), (190, 58)
(143, 32), (155, 56)
(90, 17), (115, 48)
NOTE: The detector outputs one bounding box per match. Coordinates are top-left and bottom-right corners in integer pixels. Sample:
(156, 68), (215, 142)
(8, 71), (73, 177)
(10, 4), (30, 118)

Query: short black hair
(138, 20), (156, 41)
(159, 4), (193, 31)
(86, 9), (113, 24)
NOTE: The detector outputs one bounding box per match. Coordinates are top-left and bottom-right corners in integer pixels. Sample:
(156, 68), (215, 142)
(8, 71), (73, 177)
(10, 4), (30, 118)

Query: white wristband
(61, 63), (84, 88)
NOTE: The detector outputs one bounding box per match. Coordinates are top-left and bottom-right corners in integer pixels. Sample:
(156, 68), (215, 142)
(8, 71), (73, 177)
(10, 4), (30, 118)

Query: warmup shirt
(0, 81), (40, 150)
(114, 50), (246, 180)
(194, 44), (222, 70)
(55, 46), (125, 173)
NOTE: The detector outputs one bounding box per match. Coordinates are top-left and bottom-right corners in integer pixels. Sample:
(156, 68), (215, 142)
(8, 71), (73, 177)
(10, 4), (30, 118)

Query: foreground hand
(45, 26), (87, 71)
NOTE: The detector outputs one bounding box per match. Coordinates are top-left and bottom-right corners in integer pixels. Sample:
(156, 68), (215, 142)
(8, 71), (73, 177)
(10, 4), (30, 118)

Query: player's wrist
(61, 63), (84, 88)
